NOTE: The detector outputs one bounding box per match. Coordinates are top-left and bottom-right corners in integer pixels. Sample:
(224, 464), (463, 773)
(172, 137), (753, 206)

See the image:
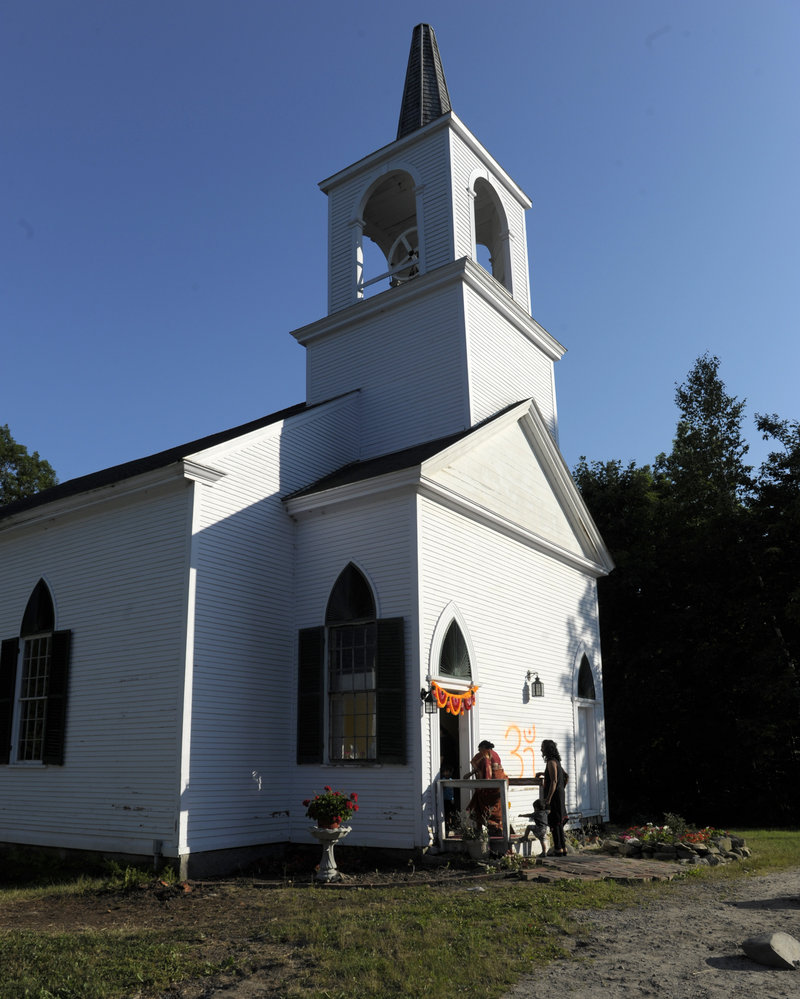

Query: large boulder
(742, 932), (800, 970)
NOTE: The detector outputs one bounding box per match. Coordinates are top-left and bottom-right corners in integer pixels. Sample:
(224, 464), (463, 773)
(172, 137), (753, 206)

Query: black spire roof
(396, 24), (452, 139)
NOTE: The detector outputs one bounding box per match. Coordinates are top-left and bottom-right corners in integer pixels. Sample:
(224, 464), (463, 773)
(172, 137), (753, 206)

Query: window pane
(18, 636), (51, 761)
(329, 623), (377, 760)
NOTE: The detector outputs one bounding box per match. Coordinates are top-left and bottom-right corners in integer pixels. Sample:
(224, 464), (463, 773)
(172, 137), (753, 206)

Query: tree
(657, 352), (753, 518)
(0, 425), (58, 506)
(576, 356), (800, 826)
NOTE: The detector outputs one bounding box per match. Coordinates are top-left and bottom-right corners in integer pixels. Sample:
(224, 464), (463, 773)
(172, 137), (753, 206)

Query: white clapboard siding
(431, 417), (583, 558)
(178, 397), (362, 855)
(305, 284), (471, 460)
(464, 286), (557, 435)
(0, 481), (193, 855)
(324, 126), (453, 314)
(290, 491), (420, 849)
(418, 495), (607, 823)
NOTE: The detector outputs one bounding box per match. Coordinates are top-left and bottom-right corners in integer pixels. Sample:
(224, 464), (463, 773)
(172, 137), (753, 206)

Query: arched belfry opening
(357, 171), (420, 298)
(473, 177), (511, 292)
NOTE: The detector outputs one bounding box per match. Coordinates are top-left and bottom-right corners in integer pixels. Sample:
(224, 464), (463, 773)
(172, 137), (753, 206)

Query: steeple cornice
(318, 112), (530, 208)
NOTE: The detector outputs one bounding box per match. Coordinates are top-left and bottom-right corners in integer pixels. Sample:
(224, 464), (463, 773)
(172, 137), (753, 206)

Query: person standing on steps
(465, 739), (508, 837)
(538, 739), (569, 856)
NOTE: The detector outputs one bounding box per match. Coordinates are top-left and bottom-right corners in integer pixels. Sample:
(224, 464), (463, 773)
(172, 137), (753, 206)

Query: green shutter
(297, 627), (324, 764)
(42, 630), (71, 766)
(376, 617), (406, 765)
(0, 639), (19, 766)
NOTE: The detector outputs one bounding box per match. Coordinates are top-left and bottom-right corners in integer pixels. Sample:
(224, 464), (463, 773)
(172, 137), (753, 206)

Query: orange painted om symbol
(505, 724), (537, 778)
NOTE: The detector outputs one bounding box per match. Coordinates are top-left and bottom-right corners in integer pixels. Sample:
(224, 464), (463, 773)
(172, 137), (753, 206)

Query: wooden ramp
(520, 852), (686, 883)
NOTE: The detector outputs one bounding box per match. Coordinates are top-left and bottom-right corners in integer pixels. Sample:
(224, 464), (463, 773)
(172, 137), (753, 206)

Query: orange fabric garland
(430, 680), (479, 715)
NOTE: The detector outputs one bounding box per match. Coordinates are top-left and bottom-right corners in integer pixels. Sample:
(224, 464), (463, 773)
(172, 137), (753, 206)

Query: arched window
(296, 564), (406, 765)
(473, 177), (511, 292)
(438, 621), (471, 679)
(357, 170), (420, 298)
(0, 579), (71, 765)
(326, 565), (377, 761)
(577, 655), (596, 700)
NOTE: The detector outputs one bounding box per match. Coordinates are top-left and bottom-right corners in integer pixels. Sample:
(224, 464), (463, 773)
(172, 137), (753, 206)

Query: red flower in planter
(304, 787), (360, 826)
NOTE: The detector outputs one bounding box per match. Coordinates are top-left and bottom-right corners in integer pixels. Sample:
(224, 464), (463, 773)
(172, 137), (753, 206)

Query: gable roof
(0, 401), (308, 523)
(286, 400), (614, 578)
(285, 401), (522, 501)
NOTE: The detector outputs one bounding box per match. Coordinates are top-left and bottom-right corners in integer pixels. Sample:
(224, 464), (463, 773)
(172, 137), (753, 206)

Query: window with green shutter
(1, 579), (71, 766)
(296, 563), (406, 765)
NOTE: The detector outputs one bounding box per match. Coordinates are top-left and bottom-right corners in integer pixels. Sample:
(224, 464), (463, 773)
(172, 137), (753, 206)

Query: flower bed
(600, 822), (750, 866)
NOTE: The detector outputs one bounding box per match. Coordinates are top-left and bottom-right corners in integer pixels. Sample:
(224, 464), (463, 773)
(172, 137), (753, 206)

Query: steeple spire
(396, 24), (452, 139)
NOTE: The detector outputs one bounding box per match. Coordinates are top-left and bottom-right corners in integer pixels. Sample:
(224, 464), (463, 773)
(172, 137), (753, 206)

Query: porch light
(420, 687), (438, 714)
(526, 671), (544, 698)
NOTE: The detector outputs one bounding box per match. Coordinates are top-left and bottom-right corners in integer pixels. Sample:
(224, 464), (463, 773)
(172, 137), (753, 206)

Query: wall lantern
(420, 687), (438, 714)
(526, 671), (544, 698)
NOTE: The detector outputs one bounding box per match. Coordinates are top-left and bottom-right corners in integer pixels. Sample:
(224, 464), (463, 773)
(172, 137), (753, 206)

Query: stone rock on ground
(742, 931), (800, 970)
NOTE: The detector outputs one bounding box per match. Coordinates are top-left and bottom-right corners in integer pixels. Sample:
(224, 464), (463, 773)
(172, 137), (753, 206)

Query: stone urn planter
(310, 824), (352, 882)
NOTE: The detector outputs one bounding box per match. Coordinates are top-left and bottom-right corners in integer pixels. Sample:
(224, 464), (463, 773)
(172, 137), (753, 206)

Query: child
(522, 799), (549, 854)
(441, 766), (457, 831)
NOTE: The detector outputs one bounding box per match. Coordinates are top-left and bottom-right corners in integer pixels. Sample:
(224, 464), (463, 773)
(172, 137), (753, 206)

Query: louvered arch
(578, 655), (596, 700)
(325, 563), (376, 624)
(439, 621), (472, 679)
(21, 579), (54, 636)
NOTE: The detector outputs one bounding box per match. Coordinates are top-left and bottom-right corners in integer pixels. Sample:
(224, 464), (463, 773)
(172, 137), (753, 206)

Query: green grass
(0, 930), (221, 999)
(1, 829), (797, 999)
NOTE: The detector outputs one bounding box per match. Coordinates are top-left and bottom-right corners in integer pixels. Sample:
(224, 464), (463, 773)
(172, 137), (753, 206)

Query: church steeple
(396, 24), (452, 139)
(294, 25), (565, 465)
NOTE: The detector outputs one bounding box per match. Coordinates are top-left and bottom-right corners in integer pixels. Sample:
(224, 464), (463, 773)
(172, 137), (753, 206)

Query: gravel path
(503, 865), (800, 999)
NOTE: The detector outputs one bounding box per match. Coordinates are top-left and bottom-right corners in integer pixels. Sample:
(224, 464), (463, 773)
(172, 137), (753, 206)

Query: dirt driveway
(504, 865), (800, 999)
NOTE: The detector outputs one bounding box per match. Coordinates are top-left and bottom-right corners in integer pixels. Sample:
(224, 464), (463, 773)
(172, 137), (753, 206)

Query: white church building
(0, 25), (612, 877)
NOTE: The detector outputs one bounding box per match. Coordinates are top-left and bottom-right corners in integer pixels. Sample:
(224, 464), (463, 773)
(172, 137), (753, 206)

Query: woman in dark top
(539, 739), (568, 856)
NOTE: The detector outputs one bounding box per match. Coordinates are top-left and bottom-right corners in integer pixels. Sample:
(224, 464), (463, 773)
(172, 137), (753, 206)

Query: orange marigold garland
(430, 680), (479, 715)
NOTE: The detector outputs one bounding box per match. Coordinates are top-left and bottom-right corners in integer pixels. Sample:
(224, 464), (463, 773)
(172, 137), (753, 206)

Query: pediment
(421, 401), (614, 576)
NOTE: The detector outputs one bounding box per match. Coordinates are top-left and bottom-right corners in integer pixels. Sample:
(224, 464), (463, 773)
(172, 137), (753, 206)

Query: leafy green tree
(574, 458), (673, 819)
(744, 414), (800, 817)
(577, 356), (800, 826)
(0, 424), (58, 505)
(657, 352), (753, 517)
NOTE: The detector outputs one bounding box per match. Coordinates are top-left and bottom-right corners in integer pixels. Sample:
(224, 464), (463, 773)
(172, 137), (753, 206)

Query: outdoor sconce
(526, 671), (544, 698)
(420, 687), (438, 714)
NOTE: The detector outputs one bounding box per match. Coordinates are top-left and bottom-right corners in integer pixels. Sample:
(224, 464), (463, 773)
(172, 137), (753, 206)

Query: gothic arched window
(438, 621), (471, 679)
(296, 564), (406, 766)
(0, 579), (71, 765)
(577, 655), (596, 700)
(326, 565), (377, 761)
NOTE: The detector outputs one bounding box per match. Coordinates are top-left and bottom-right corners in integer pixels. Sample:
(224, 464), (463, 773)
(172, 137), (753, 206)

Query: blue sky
(3, 0), (798, 485)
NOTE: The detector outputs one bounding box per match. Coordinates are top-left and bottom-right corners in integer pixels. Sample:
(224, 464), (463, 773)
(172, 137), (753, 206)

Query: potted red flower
(303, 786), (359, 828)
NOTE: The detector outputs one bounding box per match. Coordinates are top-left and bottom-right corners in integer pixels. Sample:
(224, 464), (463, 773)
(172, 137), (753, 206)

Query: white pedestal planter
(310, 825), (352, 882)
